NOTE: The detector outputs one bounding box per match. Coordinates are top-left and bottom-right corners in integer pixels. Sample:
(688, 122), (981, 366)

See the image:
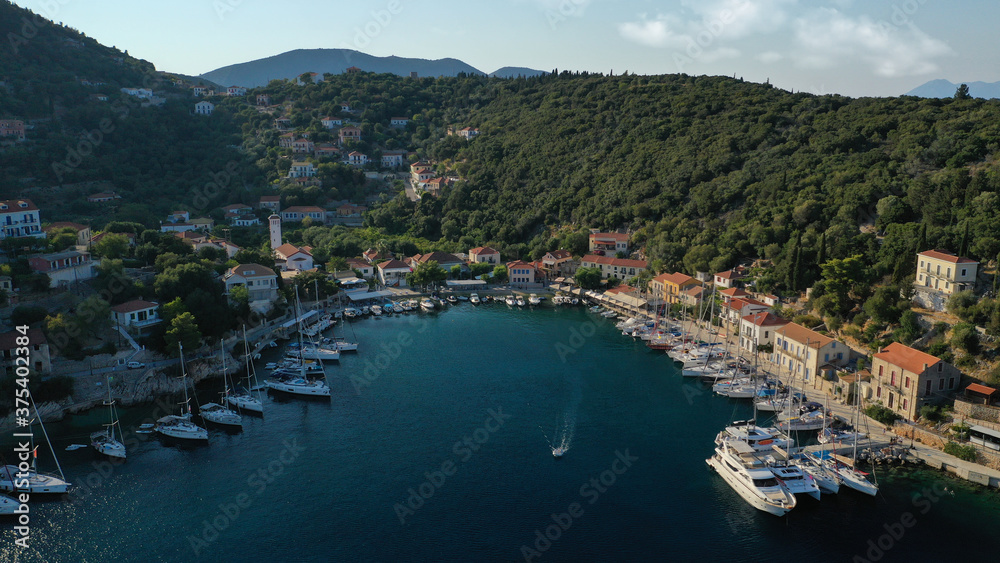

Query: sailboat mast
(29, 392), (66, 481)
(179, 342), (191, 415)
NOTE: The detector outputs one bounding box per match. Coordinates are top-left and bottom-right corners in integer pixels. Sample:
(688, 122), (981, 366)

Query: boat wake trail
(548, 378), (582, 457)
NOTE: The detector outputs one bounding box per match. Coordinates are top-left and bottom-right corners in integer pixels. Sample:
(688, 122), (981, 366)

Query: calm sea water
(3, 305), (1000, 562)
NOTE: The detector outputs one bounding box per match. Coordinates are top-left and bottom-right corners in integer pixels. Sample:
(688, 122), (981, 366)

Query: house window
(946, 267), (951, 277)
(891, 371), (897, 387)
(878, 365), (884, 377)
(925, 380), (931, 396)
(938, 379), (945, 391)
(905, 377), (910, 388)
(961, 268), (967, 276)
(877, 386), (882, 398)
(824, 353), (829, 362)
(903, 399), (908, 411)
(764, 331), (769, 338)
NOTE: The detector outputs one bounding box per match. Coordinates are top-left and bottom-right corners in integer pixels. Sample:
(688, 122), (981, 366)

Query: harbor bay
(3, 304), (1000, 562)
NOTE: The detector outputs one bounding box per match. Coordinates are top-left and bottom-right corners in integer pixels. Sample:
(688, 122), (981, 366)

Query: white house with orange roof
(588, 232), (629, 254)
(913, 249), (979, 311)
(377, 259), (411, 287)
(870, 342), (961, 421)
(722, 297), (770, 327)
(259, 195), (281, 212)
(227, 86), (246, 96)
(713, 269), (743, 289)
(288, 161), (316, 178)
(321, 116), (342, 129)
(507, 260), (537, 285)
(274, 243), (314, 271)
(291, 138), (315, 153)
(408, 252), (465, 272)
(194, 101), (214, 116)
(381, 150), (406, 168)
(346, 258), (374, 278)
(718, 287), (750, 304)
(224, 263), (278, 310)
(580, 255), (647, 281)
(469, 246), (501, 264)
(541, 249), (576, 277)
(346, 151), (368, 166)
(111, 299), (161, 335)
(739, 311), (789, 356)
(0, 198), (44, 240)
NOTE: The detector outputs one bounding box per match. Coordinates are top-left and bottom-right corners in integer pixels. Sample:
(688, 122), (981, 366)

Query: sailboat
(91, 376), (126, 459)
(0, 395), (72, 493)
(792, 396), (842, 495)
(267, 287), (331, 398)
(154, 343), (209, 441)
(835, 380), (879, 496)
(227, 326), (265, 414)
(200, 342), (242, 428)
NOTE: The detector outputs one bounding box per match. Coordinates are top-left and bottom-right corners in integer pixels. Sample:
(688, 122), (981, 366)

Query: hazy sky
(13, 0), (998, 97)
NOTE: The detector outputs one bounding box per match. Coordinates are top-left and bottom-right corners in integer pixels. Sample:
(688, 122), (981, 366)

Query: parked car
(127, 361), (146, 369)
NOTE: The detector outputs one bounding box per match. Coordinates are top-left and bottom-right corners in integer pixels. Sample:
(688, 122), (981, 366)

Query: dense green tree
(164, 312), (201, 355)
(574, 267), (602, 289)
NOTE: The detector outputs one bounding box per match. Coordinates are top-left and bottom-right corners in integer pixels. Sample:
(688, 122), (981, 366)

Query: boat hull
(705, 456), (794, 517)
(0, 466), (72, 494)
(266, 380), (331, 397)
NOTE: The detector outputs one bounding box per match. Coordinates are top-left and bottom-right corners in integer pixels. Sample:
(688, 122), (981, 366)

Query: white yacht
(767, 462), (822, 500)
(266, 375), (331, 397)
(470, 293), (481, 304)
(792, 455), (841, 495)
(716, 424), (794, 452)
(290, 342), (341, 361)
(200, 402), (243, 427)
(706, 439), (796, 516)
(0, 464), (72, 494)
(154, 414), (209, 441)
(834, 462), (879, 496)
(370, 305), (383, 316)
(505, 295), (516, 306)
(91, 376), (126, 459)
(155, 343), (209, 442)
(516, 296), (526, 307)
(528, 294), (541, 305)
(420, 298), (436, 310)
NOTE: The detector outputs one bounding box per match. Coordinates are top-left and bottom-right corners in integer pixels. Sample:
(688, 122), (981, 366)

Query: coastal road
(403, 178), (419, 201)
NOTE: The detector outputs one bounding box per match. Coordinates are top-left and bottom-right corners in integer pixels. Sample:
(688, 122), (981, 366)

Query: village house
(227, 86), (247, 96)
(408, 252), (465, 272)
(43, 222), (91, 246)
(28, 250), (95, 288)
(288, 161), (316, 178)
(292, 138), (315, 154)
(0, 119), (26, 141)
(174, 231), (240, 258)
(346, 151), (368, 166)
(191, 85), (207, 96)
(363, 248), (391, 264)
(469, 246), (501, 264)
(160, 222), (196, 233)
(225, 264), (278, 311)
(278, 133), (295, 148)
(338, 125), (362, 145)
(337, 204), (367, 217)
(320, 116), (342, 129)
(0, 198), (44, 240)
(870, 342), (961, 422)
(314, 144), (339, 159)
(722, 297), (771, 327)
(280, 206), (325, 223)
(541, 249), (577, 278)
(772, 323), (850, 392)
(589, 232), (630, 255)
(86, 192), (121, 203)
(378, 259), (411, 287)
(188, 217), (214, 231)
(651, 272), (700, 305)
(390, 117), (409, 128)
(381, 150), (405, 168)
(580, 255), (648, 281)
(121, 87), (153, 99)
(274, 243), (314, 272)
(680, 286), (706, 308)
(913, 249), (979, 311)
(0, 276), (12, 294)
(110, 299), (161, 335)
(222, 203), (253, 216)
(713, 269), (744, 289)
(0, 328), (50, 376)
(718, 287), (750, 304)
(89, 93), (109, 103)
(259, 195), (281, 212)
(194, 101), (214, 116)
(739, 311), (789, 356)
(231, 214), (259, 227)
(274, 117), (292, 130)
(256, 94), (271, 106)
(346, 258), (374, 278)
(507, 260), (538, 285)
(339, 101), (353, 111)
(456, 127), (479, 140)
(168, 210), (190, 223)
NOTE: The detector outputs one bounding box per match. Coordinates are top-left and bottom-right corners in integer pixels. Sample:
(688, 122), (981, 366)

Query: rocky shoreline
(0, 354), (233, 434)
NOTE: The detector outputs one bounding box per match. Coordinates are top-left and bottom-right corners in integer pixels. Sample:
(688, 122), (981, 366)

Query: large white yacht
(706, 439), (797, 516)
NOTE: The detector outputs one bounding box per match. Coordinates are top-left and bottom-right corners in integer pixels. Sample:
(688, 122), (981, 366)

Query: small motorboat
(446, 295), (458, 304)
(136, 423), (155, 435)
(552, 447), (566, 458)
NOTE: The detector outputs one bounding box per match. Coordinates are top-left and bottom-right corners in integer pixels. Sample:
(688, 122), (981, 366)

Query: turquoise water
(3, 305), (1000, 562)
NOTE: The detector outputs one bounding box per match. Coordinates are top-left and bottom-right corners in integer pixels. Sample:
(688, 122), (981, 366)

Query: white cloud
(618, 1), (952, 78)
(756, 51), (783, 63)
(792, 8), (953, 77)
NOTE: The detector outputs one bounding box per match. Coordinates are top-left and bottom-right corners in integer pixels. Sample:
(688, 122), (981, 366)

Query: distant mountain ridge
(906, 79), (1000, 99)
(198, 49), (545, 87)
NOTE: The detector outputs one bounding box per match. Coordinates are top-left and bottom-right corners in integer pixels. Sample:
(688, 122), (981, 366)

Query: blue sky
(13, 0), (997, 97)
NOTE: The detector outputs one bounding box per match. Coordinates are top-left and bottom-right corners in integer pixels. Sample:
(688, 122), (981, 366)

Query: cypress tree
(916, 223), (927, 254)
(817, 232), (826, 267)
(958, 220), (970, 258)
